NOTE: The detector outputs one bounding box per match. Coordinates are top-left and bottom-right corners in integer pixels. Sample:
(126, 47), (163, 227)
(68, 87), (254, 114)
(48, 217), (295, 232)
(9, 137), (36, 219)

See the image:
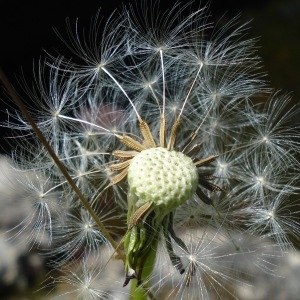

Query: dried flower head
(1, 1), (300, 299)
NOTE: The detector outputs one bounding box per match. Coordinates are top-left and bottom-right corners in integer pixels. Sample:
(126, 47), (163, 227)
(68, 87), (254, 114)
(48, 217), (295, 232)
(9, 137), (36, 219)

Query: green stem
(130, 280), (148, 300)
(129, 242), (157, 300)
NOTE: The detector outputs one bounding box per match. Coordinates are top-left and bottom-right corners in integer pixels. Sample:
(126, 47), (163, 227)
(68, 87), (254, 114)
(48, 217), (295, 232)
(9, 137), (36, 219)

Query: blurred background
(0, 0), (299, 299)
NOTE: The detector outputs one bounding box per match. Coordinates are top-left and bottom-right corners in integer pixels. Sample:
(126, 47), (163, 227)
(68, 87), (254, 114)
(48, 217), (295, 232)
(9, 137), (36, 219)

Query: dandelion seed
(243, 190), (300, 251)
(1, 1), (300, 299)
(49, 252), (127, 300)
(5, 168), (61, 247)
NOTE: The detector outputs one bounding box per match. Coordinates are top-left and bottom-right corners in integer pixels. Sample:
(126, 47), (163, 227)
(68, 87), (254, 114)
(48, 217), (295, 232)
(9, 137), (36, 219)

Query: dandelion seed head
(266, 209), (275, 219)
(2, 1), (300, 298)
(83, 222), (93, 231)
(128, 147), (198, 209)
(188, 253), (197, 264)
(217, 161), (228, 171)
(256, 176), (265, 186)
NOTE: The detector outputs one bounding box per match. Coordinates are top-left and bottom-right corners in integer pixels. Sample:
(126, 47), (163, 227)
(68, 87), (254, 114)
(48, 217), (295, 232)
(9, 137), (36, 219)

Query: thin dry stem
(0, 68), (124, 260)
